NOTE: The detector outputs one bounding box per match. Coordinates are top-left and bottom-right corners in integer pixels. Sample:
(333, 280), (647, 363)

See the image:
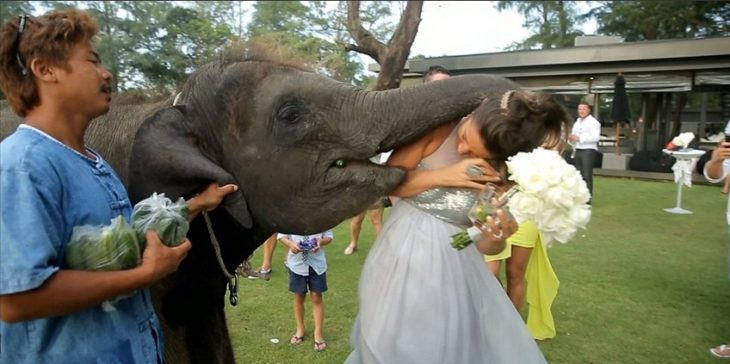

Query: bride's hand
(474, 209), (518, 255)
(475, 209), (517, 242)
(443, 158), (501, 189)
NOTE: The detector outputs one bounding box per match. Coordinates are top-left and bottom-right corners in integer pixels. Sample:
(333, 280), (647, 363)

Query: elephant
(0, 42), (519, 363)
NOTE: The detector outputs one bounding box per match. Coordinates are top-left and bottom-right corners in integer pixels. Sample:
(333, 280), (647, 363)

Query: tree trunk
(346, 1), (423, 91)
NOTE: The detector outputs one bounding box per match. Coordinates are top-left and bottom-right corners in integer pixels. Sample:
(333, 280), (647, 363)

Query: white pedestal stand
(662, 148), (706, 214)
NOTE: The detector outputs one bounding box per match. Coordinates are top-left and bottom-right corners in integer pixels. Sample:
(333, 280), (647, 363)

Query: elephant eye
(277, 103), (304, 125)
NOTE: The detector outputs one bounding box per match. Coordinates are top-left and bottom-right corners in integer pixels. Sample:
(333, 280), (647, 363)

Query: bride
(346, 89), (571, 363)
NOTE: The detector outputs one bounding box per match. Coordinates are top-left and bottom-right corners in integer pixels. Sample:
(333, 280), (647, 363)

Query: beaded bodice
(403, 124), (477, 228)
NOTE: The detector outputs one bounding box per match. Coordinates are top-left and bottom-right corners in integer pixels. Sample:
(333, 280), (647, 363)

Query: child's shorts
(288, 266), (328, 294)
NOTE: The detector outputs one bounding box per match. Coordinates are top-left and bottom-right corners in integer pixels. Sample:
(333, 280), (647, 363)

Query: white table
(662, 148), (706, 214)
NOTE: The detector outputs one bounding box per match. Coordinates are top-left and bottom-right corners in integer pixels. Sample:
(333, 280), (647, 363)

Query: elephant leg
(154, 272), (235, 364)
(151, 210), (264, 364)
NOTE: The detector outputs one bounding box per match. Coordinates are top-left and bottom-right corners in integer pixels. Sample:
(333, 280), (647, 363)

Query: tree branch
(346, 0), (386, 64)
(373, 1), (423, 90)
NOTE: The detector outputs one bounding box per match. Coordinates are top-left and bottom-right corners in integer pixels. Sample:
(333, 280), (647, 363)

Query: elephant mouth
(324, 157), (404, 195)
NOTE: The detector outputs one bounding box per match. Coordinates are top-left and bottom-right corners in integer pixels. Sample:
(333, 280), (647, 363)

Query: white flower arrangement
(505, 147), (592, 246)
(450, 147), (591, 250)
(666, 132), (695, 151)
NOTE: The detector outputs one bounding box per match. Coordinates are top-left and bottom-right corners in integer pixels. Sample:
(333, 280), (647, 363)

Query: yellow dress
(485, 221), (560, 340)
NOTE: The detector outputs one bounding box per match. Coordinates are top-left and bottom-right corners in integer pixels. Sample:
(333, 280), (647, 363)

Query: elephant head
(128, 43), (518, 235)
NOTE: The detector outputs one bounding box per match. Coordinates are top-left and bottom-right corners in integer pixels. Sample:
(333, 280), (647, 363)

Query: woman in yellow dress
(486, 220), (560, 340)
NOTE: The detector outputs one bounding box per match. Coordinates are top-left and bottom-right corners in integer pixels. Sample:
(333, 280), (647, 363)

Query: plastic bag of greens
(132, 193), (189, 248)
(65, 215), (141, 271)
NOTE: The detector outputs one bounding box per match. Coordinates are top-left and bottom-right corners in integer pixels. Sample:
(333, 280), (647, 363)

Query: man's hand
(139, 230), (191, 285)
(187, 183), (238, 220)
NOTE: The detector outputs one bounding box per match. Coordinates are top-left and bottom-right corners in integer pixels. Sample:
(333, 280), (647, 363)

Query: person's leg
(288, 268), (307, 344)
(345, 211), (366, 255)
(291, 293), (306, 344)
(368, 207), (384, 237)
(260, 234), (277, 271)
(505, 246), (533, 311)
(308, 268), (328, 351)
(575, 150), (594, 196)
(248, 235), (277, 280)
(311, 292), (325, 345)
(723, 175), (730, 194)
(586, 149), (598, 197)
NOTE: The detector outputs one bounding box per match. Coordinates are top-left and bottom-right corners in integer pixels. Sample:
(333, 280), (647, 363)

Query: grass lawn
(226, 176), (730, 364)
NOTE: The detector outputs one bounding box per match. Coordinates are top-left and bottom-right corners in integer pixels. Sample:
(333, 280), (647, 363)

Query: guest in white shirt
(278, 231), (333, 352)
(569, 103), (601, 201)
(702, 120), (730, 359)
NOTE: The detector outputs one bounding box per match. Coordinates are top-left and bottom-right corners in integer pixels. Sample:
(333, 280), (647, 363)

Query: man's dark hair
(423, 65), (451, 83)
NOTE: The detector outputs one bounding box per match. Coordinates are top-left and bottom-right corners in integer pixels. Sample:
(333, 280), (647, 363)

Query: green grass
(226, 176), (730, 364)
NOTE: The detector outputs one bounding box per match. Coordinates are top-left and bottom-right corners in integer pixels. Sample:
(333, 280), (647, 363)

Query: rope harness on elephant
(202, 211), (239, 306)
(175, 93), (238, 306)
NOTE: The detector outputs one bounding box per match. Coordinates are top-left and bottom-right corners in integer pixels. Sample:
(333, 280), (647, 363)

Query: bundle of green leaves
(66, 215), (141, 271)
(132, 193), (189, 249)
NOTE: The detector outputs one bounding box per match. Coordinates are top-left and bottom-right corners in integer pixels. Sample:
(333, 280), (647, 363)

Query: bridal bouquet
(450, 147), (592, 250)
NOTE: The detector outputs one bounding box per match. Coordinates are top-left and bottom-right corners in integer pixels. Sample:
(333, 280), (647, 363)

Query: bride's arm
(387, 125), (499, 198)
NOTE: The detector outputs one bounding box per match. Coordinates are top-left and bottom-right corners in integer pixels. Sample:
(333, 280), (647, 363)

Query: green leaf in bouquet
(450, 231), (473, 250)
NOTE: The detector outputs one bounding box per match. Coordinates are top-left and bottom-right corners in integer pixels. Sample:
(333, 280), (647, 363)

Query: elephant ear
(128, 106), (252, 228)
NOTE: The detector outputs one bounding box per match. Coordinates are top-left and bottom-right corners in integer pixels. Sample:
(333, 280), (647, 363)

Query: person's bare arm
(313, 236), (333, 252)
(705, 142), (730, 181)
(279, 236), (301, 254)
(0, 231), (190, 323)
(186, 183), (238, 221)
(390, 158), (501, 197)
(387, 124), (500, 198)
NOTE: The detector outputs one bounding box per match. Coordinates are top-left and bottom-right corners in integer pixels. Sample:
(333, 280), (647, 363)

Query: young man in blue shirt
(0, 9), (236, 363)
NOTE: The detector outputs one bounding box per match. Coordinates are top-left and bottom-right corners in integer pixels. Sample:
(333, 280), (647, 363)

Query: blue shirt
(0, 125), (163, 363)
(278, 231), (333, 276)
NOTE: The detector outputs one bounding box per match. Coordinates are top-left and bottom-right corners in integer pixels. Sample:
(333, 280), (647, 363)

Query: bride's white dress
(346, 127), (546, 364)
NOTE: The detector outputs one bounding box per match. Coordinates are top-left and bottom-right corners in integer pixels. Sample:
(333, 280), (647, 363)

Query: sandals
(290, 333), (326, 352)
(711, 344), (730, 358)
(289, 334), (304, 345)
(314, 340), (327, 352)
(344, 244), (357, 255)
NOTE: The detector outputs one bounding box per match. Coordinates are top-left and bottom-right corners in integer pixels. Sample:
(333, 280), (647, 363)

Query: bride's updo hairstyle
(472, 90), (571, 170)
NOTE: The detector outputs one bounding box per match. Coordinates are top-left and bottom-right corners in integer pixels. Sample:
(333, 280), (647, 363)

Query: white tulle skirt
(346, 201), (546, 364)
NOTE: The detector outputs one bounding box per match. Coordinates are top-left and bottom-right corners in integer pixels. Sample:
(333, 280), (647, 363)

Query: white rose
(575, 182), (591, 204)
(553, 225), (577, 243)
(560, 173), (582, 191)
(569, 205), (592, 228)
(545, 186), (576, 210)
(509, 193), (543, 223)
(535, 207), (561, 231)
(542, 166), (563, 187)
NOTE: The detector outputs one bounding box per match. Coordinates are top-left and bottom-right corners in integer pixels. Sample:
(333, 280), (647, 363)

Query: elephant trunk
(350, 75), (519, 153)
